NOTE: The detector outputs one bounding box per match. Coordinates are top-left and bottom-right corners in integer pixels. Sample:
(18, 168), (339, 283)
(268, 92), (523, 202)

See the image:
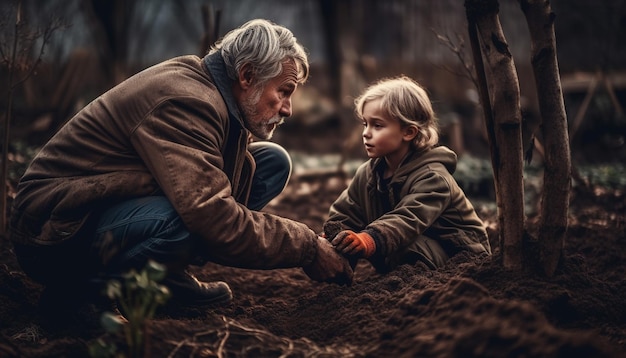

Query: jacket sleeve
(366, 168), (451, 257)
(327, 163), (368, 231)
(130, 98), (318, 269)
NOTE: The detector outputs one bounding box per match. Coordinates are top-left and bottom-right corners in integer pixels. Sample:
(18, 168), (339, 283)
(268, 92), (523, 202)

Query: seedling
(89, 260), (170, 358)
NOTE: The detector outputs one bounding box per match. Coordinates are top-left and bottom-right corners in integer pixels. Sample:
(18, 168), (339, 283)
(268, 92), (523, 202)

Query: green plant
(89, 260), (170, 358)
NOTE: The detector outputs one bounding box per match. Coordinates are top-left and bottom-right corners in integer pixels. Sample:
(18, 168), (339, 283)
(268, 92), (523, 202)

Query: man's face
(239, 60), (299, 140)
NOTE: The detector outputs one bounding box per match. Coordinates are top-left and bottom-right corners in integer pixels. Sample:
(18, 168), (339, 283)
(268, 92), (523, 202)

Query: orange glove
(331, 230), (376, 258)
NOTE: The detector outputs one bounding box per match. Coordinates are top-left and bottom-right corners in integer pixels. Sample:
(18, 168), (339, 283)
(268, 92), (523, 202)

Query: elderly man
(10, 19), (352, 312)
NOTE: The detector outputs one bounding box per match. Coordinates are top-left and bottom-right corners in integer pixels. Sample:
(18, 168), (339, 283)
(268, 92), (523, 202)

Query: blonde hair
(210, 19), (309, 85)
(354, 75), (439, 151)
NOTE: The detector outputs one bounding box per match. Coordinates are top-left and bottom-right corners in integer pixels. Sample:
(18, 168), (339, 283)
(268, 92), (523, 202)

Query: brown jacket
(10, 54), (318, 269)
(328, 146), (491, 260)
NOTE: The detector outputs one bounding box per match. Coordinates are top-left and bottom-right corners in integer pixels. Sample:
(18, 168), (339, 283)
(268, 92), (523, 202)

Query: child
(326, 76), (491, 272)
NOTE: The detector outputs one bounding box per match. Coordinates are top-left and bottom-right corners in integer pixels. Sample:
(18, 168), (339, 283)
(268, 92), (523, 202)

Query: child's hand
(331, 230), (376, 258)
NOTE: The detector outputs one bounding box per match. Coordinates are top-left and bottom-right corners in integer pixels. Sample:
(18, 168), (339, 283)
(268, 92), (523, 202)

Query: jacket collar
(367, 149), (425, 193)
(203, 52), (244, 126)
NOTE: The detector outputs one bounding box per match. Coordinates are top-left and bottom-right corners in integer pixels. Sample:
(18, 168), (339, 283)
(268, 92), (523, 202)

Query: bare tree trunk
(1, 1), (63, 233)
(1, 20), (18, 233)
(520, 0), (571, 277)
(319, 0), (368, 172)
(318, 0), (344, 103)
(199, 4), (221, 56)
(465, 0), (525, 270)
(87, 0), (135, 85)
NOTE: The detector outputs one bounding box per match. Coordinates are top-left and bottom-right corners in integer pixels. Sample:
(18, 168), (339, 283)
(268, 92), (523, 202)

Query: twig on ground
(165, 315), (357, 357)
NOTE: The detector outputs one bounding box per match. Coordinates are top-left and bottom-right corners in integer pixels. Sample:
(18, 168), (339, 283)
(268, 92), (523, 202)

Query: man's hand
(331, 230), (376, 258)
(303, 237), (354, 285)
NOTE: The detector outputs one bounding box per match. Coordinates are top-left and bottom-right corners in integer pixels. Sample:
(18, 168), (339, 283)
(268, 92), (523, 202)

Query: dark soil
(1, 174), (625, 357)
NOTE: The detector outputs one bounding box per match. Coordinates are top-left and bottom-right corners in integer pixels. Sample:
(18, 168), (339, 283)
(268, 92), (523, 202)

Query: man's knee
(250, 141), (292, 184)
(248, 142), (292, 210)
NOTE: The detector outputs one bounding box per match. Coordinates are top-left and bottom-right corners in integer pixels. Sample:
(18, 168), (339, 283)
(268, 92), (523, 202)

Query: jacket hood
(371, 146), (458, 180)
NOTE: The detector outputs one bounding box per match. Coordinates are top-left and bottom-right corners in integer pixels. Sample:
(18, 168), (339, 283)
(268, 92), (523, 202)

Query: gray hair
(354, 75), (439, 151)
(209, 19), (309, 85)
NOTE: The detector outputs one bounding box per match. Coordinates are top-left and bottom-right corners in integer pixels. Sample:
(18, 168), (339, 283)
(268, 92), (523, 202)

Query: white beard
(241, 86), (282, 140)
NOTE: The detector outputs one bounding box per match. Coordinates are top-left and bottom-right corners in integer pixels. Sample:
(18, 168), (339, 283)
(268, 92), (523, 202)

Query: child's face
(361, 99), (414, 162)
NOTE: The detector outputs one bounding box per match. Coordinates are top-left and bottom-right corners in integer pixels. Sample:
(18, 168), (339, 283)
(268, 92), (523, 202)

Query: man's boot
(162, 271), (233, 307)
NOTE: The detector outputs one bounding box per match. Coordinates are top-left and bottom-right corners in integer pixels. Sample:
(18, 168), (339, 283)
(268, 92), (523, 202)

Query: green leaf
(106, 281), (122, 299)
(154, 286), (171, 305)
(100, 312), (126, 334)
(136, 271), (149, 289)
(145, 260), (167, 282)
(87, 338), (118, 358)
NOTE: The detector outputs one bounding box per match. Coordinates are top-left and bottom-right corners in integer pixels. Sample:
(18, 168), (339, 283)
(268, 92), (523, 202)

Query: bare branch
(12, 18), (66, 89)
(1, 0), (67, 234)
(431, 27), (479, 89)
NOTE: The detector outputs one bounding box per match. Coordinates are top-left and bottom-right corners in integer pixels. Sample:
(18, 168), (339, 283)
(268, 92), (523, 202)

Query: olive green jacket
(9, 53), (318, 269)
(328, 146), (491, 260)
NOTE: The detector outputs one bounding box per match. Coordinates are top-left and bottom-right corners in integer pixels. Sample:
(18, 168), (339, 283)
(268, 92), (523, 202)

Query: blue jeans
(90, 141), (292, 276)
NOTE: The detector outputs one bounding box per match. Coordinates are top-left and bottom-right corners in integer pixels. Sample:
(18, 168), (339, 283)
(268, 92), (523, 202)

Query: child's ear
(403, 125), (419, 142)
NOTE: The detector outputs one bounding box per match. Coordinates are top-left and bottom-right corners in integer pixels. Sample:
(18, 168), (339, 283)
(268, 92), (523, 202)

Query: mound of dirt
(1, 175), (624, 357)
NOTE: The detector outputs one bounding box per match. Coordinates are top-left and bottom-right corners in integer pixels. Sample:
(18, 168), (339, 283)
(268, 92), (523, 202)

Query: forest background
(1, 1), (626, 357)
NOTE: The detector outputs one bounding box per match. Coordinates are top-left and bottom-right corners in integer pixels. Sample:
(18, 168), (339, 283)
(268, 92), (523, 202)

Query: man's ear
(237, 63), (255, 90)
(403, 125), (419, 142)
